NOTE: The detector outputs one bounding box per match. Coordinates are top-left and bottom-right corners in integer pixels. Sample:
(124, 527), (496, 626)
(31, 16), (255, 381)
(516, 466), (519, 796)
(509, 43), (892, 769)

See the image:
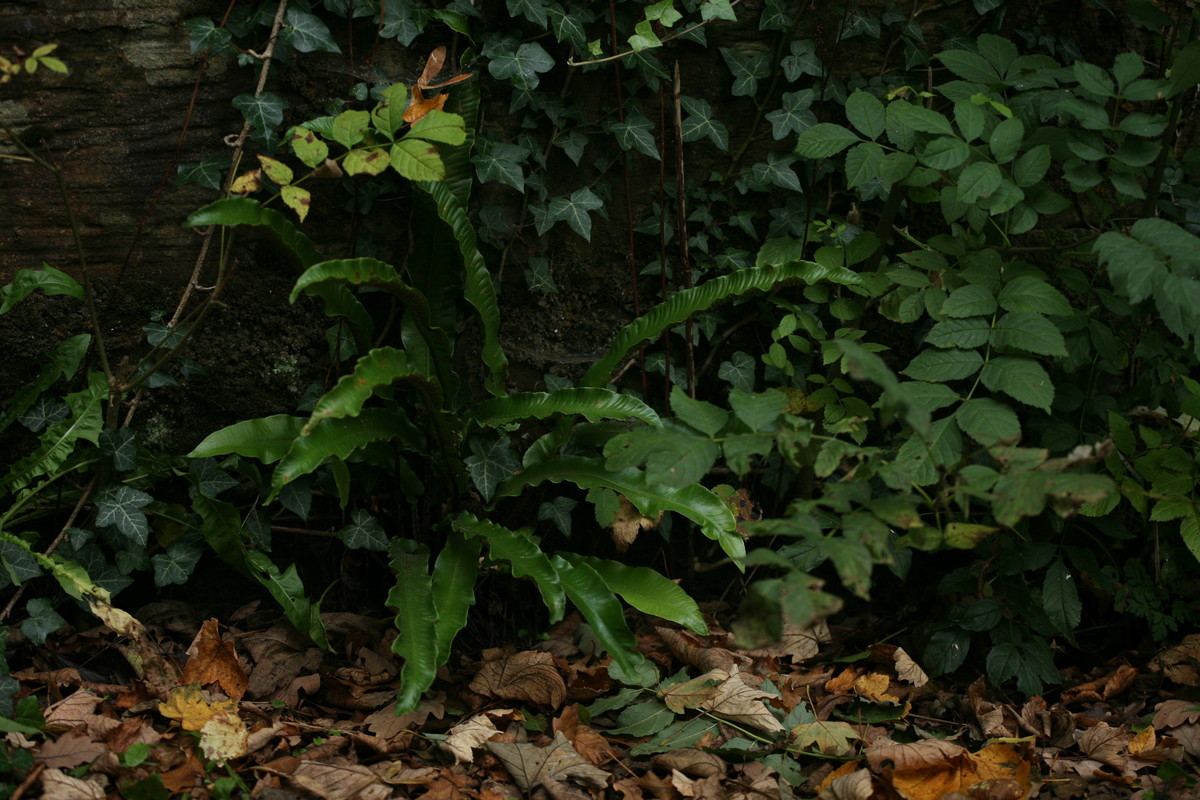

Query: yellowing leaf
(256, 155), (293, 186)
(791, 719), (859, 756)
(159, 684), (239, 732)
(389, 139), (445, 181)
(229, 169), (261, 194)
(290, 128), (329, 167)
(344, 147), (390, 176)
(281, 185), (311, 222)
(659, 671), (721, 714)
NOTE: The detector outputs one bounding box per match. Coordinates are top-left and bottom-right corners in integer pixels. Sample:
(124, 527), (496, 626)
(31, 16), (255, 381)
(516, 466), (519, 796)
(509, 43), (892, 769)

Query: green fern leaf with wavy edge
(468, 388), (661, 428)
(582, 260), (858, 388)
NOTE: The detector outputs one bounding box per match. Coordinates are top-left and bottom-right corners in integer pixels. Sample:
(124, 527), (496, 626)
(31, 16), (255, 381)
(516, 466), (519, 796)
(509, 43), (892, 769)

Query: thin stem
(567, 0), (747, 67)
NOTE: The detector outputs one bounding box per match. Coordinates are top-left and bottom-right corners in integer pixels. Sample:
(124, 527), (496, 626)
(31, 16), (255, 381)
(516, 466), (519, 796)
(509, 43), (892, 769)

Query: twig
(567, 0), (747, 67)
(672, 62), (696, 398)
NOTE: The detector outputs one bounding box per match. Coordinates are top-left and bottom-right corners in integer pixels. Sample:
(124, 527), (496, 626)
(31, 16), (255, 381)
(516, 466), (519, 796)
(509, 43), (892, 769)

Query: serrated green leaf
(669, 387), (728, 436)
(954, 398), (1020, 445)
(889, 101), (954, 135)
(941, 284), (997, 318)
(957, 161), (1003, 203)
(980, 356), (1053, 411)
(1043, 558), (1082, 636)
(795, 123), (859, 158)
(1073, 61), (1113, 97)
(990, 311), (1067, 355)
(925, 317), (991, 349)
(390, 139), (445, 181)
(408, 109), (467, 145)
(904, 348), (984, 381)
(845, 89), (885, 139)
(1012, 145), (1051, 186)
(989, 117), (1025, 163)
(997, 276), (1073, 315)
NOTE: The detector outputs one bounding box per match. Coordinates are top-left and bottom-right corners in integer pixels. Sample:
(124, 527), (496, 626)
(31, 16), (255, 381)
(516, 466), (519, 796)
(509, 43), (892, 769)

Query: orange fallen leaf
(182, 618), (248, 701)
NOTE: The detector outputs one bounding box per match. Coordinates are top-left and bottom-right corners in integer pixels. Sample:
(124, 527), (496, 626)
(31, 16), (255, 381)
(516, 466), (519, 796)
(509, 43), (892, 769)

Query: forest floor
(6, 596), (1200, 800)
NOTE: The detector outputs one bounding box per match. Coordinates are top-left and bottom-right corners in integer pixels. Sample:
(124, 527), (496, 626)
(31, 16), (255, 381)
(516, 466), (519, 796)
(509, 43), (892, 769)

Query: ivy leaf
(21, 598), (66, 646)
(100, 428), (139, 472)
(474, 140), (528, 191)
(232, 93), (288, 134)
(719, 351), (756, 392)
(538, 497), (577, 537)
(466, 436), (520, 502)
(546, 187), (605, 240)
(339, 509), (388, 551)
(765, 90), (816, 140)
(189, 457), (238, 498)
(174, 155), (226, 190)
(750, 152), (802, 192)
(629, 20), (664, 51)
(379, 2), (425, 45)
(279, 476), (313, 521)
(152, 540), (203, 587)
(702, 0), (738, 21)
(681, 96), (730, 150)
(781, 39), (823, 81)
(1043, 559), (1082, 636)
(610, 114), (660, 160)
(507, 0), (548, 26)
(1, 540), (43, 585)
(980, 356), (1053, 411)
(555, 130), (588, 164)
(186, 18), (234, 54)
(95, 485), (154, 547)
(720, 47), (770, 96)
(284, 9), (341, 54)
(487, 42), (555, 90)
(547, 3), (591, 50)
(19, 395), (69, 433)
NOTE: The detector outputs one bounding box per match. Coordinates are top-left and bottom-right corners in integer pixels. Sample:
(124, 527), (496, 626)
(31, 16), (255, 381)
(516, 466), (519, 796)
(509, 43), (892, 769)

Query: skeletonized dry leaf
(182, 618), (249, 701)
(700, 667), (785, 733)
(487, 731), (610, 793)
(288, 761), (381, 800)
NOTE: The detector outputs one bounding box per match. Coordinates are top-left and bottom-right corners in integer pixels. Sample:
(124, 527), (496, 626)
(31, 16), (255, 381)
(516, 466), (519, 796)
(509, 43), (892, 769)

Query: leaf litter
(5, 601), (1200, 799)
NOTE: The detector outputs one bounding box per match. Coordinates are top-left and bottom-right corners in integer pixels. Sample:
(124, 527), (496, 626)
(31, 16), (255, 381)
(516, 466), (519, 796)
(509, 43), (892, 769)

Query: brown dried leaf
(486, 731), (610, 793)
(659, 670), (721, 714)
(651, 750), (726, 778)
(743, 619), (831, 661)
(1061, 664), (1138, 704)
(611, 495), (660, 552)
(671, 769), (725, 800)
(441, 711), (507, 763)
(886, 743), (1030, 800)
(1077, 722), (1131, 768)
(470, 650), (567, 708)
(867, 737), (967, 772)
(657, 627), (744, 673)
(242, 623), (324, 699)
(1153, 699), (1200, 729)
(1150, 635), (1200, 686)
(818, 766), (874, 800)
(365, 695), (445, 740)
(700, 667), (785, 733)
(39, 768), (106, 800)
(34, 728), (106, 769)
(289, 761), (380, 800)
(182, 618), (248, 701)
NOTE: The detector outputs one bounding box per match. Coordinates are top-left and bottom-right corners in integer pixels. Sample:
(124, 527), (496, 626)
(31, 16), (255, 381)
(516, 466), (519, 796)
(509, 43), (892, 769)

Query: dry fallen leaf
(1154, 699), (1200, 729)
(1061, 664), (1138, 704)
(486, 731), (610, 794)
(33, 728), (107, 770)
(39, 768), (106, 800)
(611, 494), (661, 552)
(651, 750), (726, 778)
(199, 708), (249, 763)
(158, 684), (238, 732)
(469, 649), (567, 708)
(818, 766), (874, 800)
(182, 618), (248, 701)
(700, 667), (785, 733)
(1150, 635), (1200, 686)
(289, 761), (381, 800)
(441, 710), (509, 763)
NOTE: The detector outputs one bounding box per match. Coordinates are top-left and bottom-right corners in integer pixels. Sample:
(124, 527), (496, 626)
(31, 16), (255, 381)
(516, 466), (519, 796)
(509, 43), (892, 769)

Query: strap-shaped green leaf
(388, 539), (439, 714)
(418, 180), (508, 396)
(431, 528), (482, 664)
(453, 512), (566, 623)
(184, 197), (372, 351)
(468, 388), (660, 428)
(271, 408), (424, 499)
(188, 414), (305, 463)
(561, 554), (708, 635)
(304, 347), (442, 434)
(581, 261), (845, 389)
(0, 372), (105, 497)
(494, 457), (743, 562)
(550, 555), (658, 686)
(247, 551), (330, 650)
(290, 258), (459, 401)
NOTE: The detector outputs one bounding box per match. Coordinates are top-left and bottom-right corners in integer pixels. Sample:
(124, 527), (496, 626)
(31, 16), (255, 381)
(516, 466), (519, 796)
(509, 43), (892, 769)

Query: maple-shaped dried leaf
(818, 766), (874, 800)
(700, 667), (785, 733)
(486, 731), (610, 793)
(160, 747), (207, 793)
(659, 670), (721, 714)
(743, 618), (830, 661)
(469, 650), (567, 708)
(1078, 722), (1131, 768)
(289, 761), (380, 800)
(158, 684), (239, 732)
(792, 719), (860, 756)
(1154, 699), (1200, 729)
(182, 618), (249, 701)
(440, 710), (508, 762)
(866, 737), (966, 772)
(1150, 634), (1200, 686)
(33, 728), (107, 769)
(199, 708), (248, 763)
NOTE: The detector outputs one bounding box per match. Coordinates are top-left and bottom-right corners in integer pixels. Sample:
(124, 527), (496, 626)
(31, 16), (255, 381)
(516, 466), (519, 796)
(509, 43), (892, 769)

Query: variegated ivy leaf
(547, 4), (591, 50)
(379, 2), (424, 45)
(766, 90), (817, 140)
(465, 435), (519, 502)
(781, 39), (823, 81)
(19, 395), (69, 434)
(21, 598), (66, 646)
(95, 486), (154, 547)
(100, 428), (139, 472)
(232, 92), (288, 134)
(507, 0), (548, 27)
(339, 509), (388, 551)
